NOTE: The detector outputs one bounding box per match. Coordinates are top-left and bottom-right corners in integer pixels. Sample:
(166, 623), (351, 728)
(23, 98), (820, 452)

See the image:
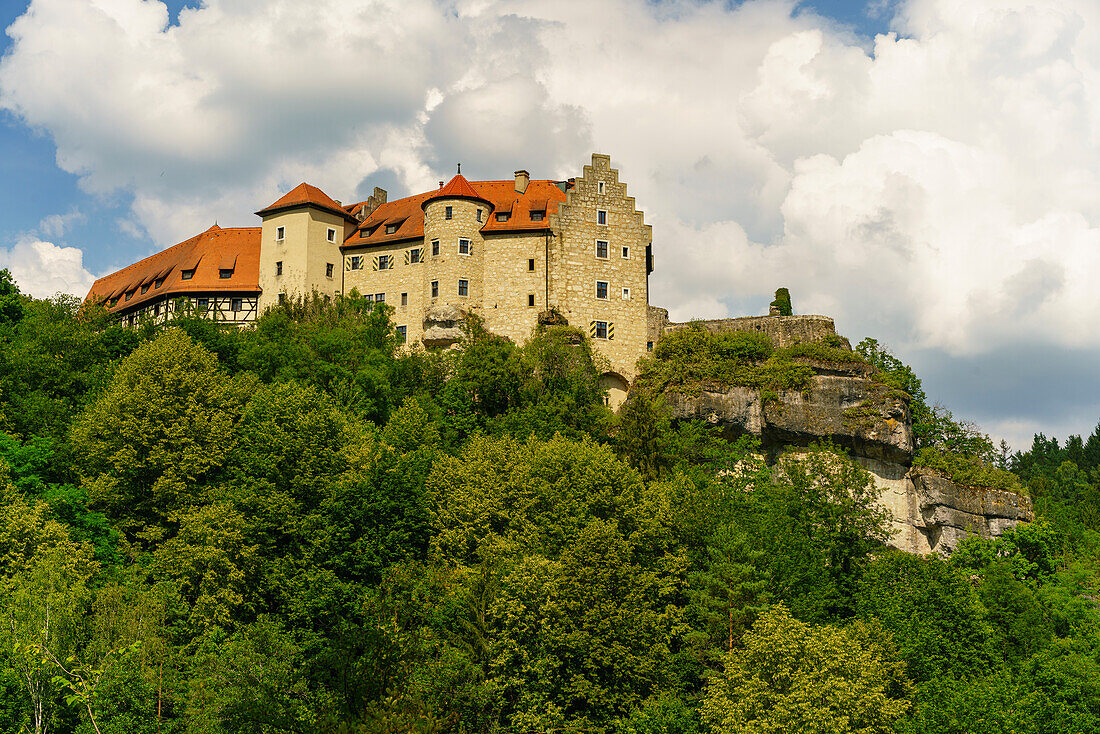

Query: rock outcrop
(656, 315), (1033, 556)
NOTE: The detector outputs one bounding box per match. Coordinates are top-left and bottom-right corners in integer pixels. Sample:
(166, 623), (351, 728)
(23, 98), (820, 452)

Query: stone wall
(551, 154), (653, 380)
(663, 314), (849, 348)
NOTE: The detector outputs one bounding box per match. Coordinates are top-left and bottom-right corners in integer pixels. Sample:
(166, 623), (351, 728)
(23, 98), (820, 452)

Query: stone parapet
(664, 314), (848, 348)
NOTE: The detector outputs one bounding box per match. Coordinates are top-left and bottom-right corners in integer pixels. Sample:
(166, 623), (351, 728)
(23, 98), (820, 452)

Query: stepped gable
(255, 182), (357, 221)
(85, 224), (261, 313)
(348, 178), (569, 247)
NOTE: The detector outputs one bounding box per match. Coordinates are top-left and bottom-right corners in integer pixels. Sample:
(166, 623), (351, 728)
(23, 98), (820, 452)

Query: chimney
(439, 181), (444, 189)
(514, 169), (530, 194)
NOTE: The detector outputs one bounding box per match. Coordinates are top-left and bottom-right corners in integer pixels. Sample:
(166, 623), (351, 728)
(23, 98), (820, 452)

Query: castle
(86, 154), (655, 405)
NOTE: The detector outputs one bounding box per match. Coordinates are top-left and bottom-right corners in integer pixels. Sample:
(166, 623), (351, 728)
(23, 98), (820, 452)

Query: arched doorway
(598, 371), (630, 410)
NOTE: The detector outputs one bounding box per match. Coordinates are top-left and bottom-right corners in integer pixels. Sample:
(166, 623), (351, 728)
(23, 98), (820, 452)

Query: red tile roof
(347, 179), (569, 247)
(85, 225), (261, 313)
(256, 182), (357, 221)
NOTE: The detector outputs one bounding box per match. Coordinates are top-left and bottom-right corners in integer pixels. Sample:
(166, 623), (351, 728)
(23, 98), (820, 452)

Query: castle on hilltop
(86, 154), (656, 404)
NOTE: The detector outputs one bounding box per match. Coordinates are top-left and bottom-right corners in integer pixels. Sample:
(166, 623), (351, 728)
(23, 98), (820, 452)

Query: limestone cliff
(655, 315), (1033, 556)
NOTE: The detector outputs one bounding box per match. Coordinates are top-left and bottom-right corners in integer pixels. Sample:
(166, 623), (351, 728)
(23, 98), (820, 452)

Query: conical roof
(422, 174), (492, 208)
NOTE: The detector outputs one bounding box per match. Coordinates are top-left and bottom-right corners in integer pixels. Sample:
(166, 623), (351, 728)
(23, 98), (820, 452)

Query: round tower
(420, 174), (493, 342)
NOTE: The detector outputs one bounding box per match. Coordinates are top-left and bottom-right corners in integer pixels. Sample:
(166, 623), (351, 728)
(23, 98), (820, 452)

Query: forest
(1, 267), (1098, 734)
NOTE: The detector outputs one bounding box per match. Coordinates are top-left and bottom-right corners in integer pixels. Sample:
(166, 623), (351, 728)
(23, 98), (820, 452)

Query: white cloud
(38, 207), (85, 238)
(0, 238), (96, 298)
(4, 0), (1100, 422)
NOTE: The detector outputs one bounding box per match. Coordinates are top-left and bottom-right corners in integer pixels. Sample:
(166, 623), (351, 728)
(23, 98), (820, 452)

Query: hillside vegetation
(0, 270), (1098, 733)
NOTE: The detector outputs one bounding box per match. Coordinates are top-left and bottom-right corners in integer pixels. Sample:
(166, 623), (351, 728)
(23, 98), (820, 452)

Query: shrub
(914, 447), (1025, 493)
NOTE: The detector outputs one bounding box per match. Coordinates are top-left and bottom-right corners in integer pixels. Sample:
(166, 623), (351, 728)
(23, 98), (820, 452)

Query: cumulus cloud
(4, 0), (1100, 440)
(0, 237), (96, 298)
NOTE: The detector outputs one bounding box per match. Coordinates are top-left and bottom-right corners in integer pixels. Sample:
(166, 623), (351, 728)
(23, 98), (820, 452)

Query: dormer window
(141, 284), (150, 294)
(125, 290), (133, 301)
(530, 211), (544, 221)
(219, 269), (233, 279)
(154, 278), (164, 288)
(276, 226), (285, 241)
(181, 269), (194, 280)
(496, 212), (509, 222)
(386, 223), (398, 234)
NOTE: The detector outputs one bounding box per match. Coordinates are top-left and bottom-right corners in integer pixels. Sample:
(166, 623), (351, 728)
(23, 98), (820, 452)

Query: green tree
(71, 328), (253, 544)
(700, 604), (910, 734)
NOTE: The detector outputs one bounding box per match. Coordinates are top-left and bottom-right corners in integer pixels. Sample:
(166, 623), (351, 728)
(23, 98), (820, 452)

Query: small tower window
(326, 263), (334, 278)
(401, 292), (408, 306)
(458, 279), (469, 296)
(596, 280), (609, 300)
(276, 261), (283, 275)
(597, 209), (607, 225)
(598, 181), (605, 194)
(445, 206), (453, 220)
(476, 209), (482, 222)
(276, 226), (285, 241)
(327, 227), (337, 242)
(431, 280), (439, 298)
(622, 246), (630, 259)
(528, 258), (535, 271)
(528, 294), (535, 308)
(458, 238), (471, 255)
(622, 287), (631, 300)
(595, 240), (609, 259)
(431, 239), (440, 256)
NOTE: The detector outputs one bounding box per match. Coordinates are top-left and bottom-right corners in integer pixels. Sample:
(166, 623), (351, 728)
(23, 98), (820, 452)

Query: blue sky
(2, 0), (1099, 451)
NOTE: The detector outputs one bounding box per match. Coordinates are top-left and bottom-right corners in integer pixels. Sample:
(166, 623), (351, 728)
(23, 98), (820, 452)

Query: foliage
(700, 604), (910, 734)
(769, 287), (792, 317)
(914, 446), (1025, 492)
(3, 274), (1100, 732)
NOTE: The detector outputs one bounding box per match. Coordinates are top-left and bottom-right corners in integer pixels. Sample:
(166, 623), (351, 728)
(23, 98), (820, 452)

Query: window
(530, 211), (544, 221)
(347, 255), (363, 270)
(596, 280), (609, 300)
(596, 240), (609, 259)
(445, 206), (453, 220)
(528, 258), (535, 271)
(597, 209), (607, 225)
(153, 303), (160, 317)
(377, 254), (392, 270)
(276, 226), (285, 241)
(326, 263), (334, 278)
(528, 294), (535, 308)
(141, 283), (150, 294)
(622, 287), (631, 300)
(431, 239), (440, 256)
(396, 325), (407, 343)
(401, 292), (408, 306)
(197, 298), (209, 311)
(127, 314), (135, 327)
(364, 294), (374, 302)
(431, 280), (439, 298)
(125, 291), (133, 301)
(276, 261), (283, 275)
(409, 248), (422, 264)
(181, 269), (194, 280)
(154, 278), (164, 289)
(458, 238), (471, 255)
(622, 245), (630, 259)
(327, 227), (337, 243)
(496, 212), (509, 222)
(476, 209), (482, 222)
(647, 341), (654, 352)
(593, 320), (608, 339)
(385, 223), (398, 234)
(231, 298), (243, 312)
(598, 181), (605, 194)
(375, 293), (385, 302)
(458, 279), (469, 297)
(276, 294), (285, 305)
(219, 269), (233, 279)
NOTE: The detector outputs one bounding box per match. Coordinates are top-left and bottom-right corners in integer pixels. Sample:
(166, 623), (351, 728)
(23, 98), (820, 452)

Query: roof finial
(457, 163), (461, 175)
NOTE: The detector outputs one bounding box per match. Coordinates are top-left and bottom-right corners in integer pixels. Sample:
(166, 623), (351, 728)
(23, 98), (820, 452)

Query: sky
(1, 0), (1098, 450)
